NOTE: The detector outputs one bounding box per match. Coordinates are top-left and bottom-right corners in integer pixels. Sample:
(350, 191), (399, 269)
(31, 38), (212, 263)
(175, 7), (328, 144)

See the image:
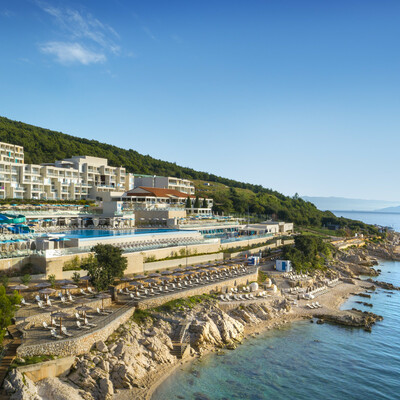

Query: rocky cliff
(3, 299), (291, 400)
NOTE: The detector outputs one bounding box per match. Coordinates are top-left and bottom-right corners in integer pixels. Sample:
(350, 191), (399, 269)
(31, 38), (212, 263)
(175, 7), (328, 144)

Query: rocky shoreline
(4, 233), (399, 400)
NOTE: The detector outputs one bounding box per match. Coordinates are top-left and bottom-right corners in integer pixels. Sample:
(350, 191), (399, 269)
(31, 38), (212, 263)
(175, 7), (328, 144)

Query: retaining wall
(136, 270), (258, 309)
(17, 356), (75, 382)
(17, 305), (136, 358)
(143, 252), (224, 272)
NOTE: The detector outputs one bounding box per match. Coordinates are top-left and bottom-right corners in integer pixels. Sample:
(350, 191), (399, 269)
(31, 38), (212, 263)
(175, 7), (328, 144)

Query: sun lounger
(75, 312), (84, 321)
(21, 298), (31, 306)
(61, 326), (73, 337)
(51, 318), (60, 327)
(76, 321), (90, 330)
(42, 321), (53, 330)
(84, 318), (97, 328)
(80, 289), (89, 296)
(50, 329), (63, 340)
(97, 307), (108, 316)
(87, 287), (95, 294)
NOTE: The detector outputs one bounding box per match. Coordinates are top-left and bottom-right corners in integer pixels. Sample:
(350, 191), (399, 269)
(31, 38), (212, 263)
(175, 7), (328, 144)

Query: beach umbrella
(120, 276), (132, 288)
(80, 275), (91, 289)
(61, 284), (77, 290)
(76, 305), (93, 318)
(96, 293), (111, 309)
(160, 270), (171, 276)
(148, 273), (161, 278)
(45, 306), (59, 325)
(173, 268), (184, 272)
(172, 272), (183, 277)
(144, 278), (157, 284)
(35, 282), (51, 289)
(10, 284), (28, 294)
(129, 281), (143, 287)
(51, 311), (70, 335)
(39, 288), (56, 299)
(58, 279), (73, 286)
(133, 274), (146, 280)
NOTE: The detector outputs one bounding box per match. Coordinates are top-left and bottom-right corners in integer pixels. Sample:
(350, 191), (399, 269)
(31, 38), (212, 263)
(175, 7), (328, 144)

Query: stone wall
(143, 252), (224, 272)
(18, 298), (112, 327)
(0, 256), (37, 274)
(17, 304), (135, 358)
(17, 356), (75, 382)
(135, 270), (258, 309)
(141, 241), (221, 261)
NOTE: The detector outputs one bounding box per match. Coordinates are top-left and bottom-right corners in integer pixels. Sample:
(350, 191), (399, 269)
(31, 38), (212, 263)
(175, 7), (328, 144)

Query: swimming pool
(53, 229), (181, 239)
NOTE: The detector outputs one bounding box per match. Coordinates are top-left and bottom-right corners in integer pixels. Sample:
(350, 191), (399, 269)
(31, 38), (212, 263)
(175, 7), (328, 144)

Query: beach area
(117, 278), (375, 400)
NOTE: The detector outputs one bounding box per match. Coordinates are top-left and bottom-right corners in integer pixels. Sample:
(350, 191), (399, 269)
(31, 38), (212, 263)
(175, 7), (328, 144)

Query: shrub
(20, 274), (31, 286)
(47, 274), (56, 288)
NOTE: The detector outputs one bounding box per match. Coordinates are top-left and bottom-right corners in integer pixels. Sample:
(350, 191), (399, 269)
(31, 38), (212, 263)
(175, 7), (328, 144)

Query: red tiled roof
(125, 187), (196, 198)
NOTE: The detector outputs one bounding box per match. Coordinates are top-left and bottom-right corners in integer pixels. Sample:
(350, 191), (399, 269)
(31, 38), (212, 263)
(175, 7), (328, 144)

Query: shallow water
(152, 260), (400, 400)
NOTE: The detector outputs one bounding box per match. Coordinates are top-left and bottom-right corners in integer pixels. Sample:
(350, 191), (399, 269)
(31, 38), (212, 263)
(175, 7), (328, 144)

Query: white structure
(133, 174), (195, 195)
(275, 259), (293, 272)
(0, 141), (135, 200)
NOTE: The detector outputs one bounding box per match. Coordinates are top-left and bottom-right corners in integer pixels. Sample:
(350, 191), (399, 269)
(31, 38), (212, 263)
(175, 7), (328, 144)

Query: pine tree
(185, 196), (192, 208)
(193, 196), (200, 208)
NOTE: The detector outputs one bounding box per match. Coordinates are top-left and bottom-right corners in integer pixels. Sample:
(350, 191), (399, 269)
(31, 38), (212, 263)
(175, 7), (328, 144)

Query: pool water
(55, 229), (180, 239)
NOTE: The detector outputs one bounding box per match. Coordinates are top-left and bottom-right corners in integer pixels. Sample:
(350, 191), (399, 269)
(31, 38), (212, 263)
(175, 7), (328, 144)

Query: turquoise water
(152, 260), (400, 400)
(56, 228), (180, 239)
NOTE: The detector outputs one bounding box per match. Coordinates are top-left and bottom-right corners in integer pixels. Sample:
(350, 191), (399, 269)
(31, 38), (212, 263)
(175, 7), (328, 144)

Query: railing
(45, 237), (220, 258)
(221, 233), (273, 244)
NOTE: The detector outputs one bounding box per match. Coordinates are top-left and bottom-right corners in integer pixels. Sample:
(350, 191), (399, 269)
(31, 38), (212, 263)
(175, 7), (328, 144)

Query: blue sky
(0, 0), (399, 201)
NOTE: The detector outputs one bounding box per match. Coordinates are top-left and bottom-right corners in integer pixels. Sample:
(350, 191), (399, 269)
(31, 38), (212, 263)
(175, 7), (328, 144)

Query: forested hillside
(0, 116), (377, 234)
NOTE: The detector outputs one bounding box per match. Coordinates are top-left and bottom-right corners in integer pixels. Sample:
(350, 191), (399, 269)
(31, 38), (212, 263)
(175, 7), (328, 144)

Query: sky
(0, 0), (399, 201)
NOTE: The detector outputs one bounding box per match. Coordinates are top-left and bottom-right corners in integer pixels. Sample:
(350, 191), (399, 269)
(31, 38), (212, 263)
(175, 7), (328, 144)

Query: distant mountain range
(302, 196), (400, 212)
(374, 206), (400, 213)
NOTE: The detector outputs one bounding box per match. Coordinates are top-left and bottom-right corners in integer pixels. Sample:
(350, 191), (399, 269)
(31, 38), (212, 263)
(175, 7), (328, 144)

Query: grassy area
(153, 294), (216, 313)
(10, 355), (56, 369)
(223, 239), (276, 254)
(131, 309), (154, 325)
(257, 270), (268, 284)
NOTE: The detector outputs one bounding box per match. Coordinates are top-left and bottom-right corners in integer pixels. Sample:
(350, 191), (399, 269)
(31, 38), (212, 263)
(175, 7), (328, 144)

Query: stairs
(171, 320), (191, 359)
(0, 325), (22, 395)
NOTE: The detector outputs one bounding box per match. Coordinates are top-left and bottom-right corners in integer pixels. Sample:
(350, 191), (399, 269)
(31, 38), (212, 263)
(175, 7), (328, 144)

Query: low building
(275, 259), (292, 272)
(133, 174), (195, 195)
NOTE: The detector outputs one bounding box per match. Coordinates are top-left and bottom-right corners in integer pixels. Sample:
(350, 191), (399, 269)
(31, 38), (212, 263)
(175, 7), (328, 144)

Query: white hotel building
(0, 142), (133, 200)
(0, 142), (201, 204)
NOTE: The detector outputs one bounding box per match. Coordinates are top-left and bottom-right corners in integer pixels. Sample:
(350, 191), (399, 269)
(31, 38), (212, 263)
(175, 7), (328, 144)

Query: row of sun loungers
(219, 291), (270, 302)
(306, 302), (323, 309)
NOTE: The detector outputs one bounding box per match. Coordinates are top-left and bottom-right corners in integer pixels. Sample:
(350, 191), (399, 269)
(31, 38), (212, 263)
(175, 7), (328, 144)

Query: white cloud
(35, 1), (119, 65)
(40, 42), (106, 65)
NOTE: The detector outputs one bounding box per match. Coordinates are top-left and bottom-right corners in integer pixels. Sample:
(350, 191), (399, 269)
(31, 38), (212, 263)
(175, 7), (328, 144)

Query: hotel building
(0, 142), (134, 200)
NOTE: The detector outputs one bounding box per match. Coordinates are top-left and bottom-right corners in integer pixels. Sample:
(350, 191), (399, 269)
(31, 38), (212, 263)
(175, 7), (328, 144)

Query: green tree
(0, 286), (21, 344)
(47, 274), (56, 288)
(0, 276), (9, 289)
(202, 198), (208, 208)
(185, 196), (192, 209)
(20, 274), (31, 286)
(84, 245), (127, 292)
(72, 272), (81, 285)
(193, 196), (200, 209)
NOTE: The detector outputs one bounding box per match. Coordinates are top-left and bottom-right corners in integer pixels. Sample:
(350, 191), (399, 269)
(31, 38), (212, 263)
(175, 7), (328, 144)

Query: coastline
(117, 278), (371, 400)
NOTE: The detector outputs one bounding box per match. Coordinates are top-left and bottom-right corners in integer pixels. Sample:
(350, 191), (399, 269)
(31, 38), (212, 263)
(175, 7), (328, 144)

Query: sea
(152, 212), (400, 400)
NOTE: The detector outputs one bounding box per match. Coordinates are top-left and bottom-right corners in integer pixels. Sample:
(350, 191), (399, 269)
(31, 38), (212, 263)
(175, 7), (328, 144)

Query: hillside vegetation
(0, 116), (378, 234)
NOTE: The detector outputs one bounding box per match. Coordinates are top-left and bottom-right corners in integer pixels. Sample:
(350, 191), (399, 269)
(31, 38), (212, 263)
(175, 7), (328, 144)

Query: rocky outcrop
(4, 299), (293, 400)
(3, 369), (41, 400)
(366, 279), (400, 291)
(318, 309), (383, 332)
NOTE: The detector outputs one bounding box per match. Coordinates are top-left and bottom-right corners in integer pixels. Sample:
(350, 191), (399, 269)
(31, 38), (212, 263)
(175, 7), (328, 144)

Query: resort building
(0, 142), (135, 200)
(133, 174), (195, 195)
